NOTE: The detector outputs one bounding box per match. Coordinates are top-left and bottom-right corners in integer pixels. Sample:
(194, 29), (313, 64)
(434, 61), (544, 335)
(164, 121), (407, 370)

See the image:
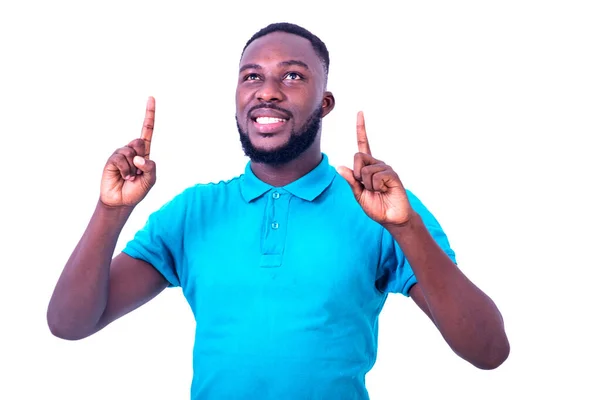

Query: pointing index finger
(140, 96), (155, 159)
(356, 111), (371, 155)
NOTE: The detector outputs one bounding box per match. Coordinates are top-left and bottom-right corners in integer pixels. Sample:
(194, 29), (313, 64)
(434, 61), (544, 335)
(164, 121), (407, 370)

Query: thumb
(337, 166), (363, 199)
(133, 156), (157, 181)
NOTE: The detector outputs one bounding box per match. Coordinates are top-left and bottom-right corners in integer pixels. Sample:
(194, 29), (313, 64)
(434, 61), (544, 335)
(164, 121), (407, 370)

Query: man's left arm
(387, 214), (510, 370)
(338, 111), (509, 370)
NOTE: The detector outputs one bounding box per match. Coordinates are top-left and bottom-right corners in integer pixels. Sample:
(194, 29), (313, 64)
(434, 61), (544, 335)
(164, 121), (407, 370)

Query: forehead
(241, 32), (323, 74)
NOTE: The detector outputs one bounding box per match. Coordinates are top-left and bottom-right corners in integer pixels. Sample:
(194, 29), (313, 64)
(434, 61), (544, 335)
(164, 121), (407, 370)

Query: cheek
(295, 87), (321, 111)
(235, 88), (250, 115)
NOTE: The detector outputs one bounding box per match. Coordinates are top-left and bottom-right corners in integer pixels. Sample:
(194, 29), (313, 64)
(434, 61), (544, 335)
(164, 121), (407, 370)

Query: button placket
(259, 189), (290, 268)
(270, 191), (281, 229)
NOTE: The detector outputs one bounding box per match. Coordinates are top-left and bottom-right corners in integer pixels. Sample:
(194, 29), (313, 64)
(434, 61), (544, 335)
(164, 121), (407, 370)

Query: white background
(1, 1), (598, 399)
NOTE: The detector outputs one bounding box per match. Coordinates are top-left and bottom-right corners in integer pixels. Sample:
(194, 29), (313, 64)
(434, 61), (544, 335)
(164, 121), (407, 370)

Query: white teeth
(256, 117), (286, 124)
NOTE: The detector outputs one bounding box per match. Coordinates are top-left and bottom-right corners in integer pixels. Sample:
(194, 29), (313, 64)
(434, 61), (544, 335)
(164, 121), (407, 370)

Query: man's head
(235, 22), (335, 165)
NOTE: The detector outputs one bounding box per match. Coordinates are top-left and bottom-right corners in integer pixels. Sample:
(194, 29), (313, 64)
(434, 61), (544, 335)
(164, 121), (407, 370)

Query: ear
(321, 91), (335, 118)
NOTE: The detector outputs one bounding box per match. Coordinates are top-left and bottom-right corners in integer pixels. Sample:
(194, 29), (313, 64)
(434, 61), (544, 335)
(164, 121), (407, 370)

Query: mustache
(247, 103), (292, 119)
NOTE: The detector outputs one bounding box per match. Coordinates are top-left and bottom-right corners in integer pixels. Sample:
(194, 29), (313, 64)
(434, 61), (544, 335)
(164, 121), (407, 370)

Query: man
(47, 22), (509, 399)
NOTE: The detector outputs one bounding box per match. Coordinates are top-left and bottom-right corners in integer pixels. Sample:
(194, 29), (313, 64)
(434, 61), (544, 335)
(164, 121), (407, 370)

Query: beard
(237, 106), (322, 166)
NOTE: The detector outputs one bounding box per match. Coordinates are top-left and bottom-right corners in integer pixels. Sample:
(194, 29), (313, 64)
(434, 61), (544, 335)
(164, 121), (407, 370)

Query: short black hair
(242, 22), (330, 75)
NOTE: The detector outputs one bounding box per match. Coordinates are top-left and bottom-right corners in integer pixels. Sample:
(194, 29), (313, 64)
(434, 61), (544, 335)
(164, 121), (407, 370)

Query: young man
(47, 22), (510, 399)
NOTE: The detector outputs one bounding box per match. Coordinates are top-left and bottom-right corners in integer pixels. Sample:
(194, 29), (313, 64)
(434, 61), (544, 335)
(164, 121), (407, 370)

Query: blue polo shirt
(123, 154), (456, 400)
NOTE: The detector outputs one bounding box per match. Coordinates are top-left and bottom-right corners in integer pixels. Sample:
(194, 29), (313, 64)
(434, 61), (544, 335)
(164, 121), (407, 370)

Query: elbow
(449, 327), (511, 370)
(47, 319), (80, 341)
(46, 310), (90, 341)
(48, 324), (83, 341)
(474, 336), (511, 370)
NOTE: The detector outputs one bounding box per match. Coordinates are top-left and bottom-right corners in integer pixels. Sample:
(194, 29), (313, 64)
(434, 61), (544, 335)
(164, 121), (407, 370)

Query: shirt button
(271, 222), (279, 229)
(272, 192), (280, 199)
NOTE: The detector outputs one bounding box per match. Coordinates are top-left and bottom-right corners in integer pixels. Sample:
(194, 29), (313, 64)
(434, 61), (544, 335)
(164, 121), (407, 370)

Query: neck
(250, 142), (322, 187)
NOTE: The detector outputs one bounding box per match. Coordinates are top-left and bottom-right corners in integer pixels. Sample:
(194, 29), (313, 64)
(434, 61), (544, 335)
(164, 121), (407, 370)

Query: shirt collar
(240, 154), (336, 202)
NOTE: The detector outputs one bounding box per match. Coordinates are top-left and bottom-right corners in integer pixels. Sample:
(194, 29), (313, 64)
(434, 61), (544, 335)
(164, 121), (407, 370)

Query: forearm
(47, 200), (133, 339)
(385, 214), (509, 369)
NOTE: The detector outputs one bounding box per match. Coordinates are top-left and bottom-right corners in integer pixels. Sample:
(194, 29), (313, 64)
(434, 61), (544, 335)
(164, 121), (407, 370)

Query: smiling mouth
(254, 117), (287, 124)
(251, 116), (290, 134)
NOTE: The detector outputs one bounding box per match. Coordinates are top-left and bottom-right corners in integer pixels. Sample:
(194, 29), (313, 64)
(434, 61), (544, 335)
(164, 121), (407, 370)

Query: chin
(249, 135), (291, 151)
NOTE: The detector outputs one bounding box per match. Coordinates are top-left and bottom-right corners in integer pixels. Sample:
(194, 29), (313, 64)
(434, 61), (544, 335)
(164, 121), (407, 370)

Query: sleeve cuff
(122, 246), (180, 288)
(399, 273), (418, 297)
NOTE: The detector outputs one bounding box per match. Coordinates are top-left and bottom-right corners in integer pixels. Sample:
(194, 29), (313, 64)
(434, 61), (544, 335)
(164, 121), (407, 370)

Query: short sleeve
(377, 189), (457, 296)
(122, 189), (193, 288)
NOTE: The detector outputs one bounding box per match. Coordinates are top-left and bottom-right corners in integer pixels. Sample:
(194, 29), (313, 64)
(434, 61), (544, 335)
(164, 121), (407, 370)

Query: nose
(256, 77), (284, 102)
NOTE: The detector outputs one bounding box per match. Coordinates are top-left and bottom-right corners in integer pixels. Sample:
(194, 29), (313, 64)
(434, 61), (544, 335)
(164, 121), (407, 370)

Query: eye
(284, 72), (303, 80)
(244, 73), (261, 81)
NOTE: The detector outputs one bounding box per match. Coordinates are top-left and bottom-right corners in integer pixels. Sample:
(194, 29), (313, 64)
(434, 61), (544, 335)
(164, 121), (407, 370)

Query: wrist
(96, 199), (135, 220)
(383, 211), (425, 241)
(384, 210), (420, 230)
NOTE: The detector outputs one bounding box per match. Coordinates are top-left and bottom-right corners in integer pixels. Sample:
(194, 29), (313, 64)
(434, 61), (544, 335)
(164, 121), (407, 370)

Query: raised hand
(337, 111), (414, 227)
(100, 97), (157, 208)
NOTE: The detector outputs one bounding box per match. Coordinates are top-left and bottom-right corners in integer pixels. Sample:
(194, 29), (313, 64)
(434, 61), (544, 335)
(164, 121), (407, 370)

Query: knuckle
(108, 155), (127, 171)
(109, 153), (124, 163)
(130, 139), (147, 155)
(130, 138), (144, 147)
(116, 146), (135, 157)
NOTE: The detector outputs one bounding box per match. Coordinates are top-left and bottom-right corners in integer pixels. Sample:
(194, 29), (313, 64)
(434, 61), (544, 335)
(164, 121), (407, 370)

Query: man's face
(235, 31), (334, 165)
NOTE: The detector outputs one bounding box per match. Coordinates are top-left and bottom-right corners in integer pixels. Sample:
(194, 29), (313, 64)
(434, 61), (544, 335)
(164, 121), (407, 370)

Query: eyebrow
(239, 59), (311, 73)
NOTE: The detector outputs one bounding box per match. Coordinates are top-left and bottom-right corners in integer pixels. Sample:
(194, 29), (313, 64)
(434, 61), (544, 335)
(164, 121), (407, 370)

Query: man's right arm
(47, 97), (167, 340)
(46, 201), (168, 340)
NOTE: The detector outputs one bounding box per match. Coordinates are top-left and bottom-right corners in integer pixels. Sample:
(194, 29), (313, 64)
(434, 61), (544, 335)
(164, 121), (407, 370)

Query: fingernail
(134, 156), (145, 165)
(136, 169), (142, 175)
